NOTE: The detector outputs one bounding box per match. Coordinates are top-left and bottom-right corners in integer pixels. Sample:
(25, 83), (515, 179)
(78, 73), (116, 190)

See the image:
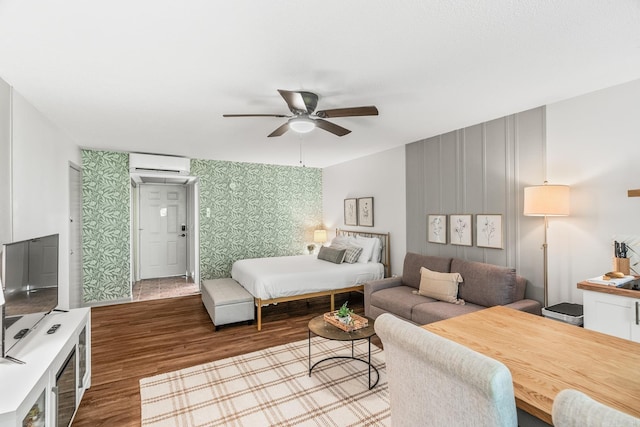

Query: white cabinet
(0, 308), (91, 427)
(583, 290), (640, 342)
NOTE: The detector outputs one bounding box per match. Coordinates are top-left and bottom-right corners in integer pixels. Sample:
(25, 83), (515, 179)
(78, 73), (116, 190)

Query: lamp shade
(523, 184), (570, 216)
(288, 117), (316, 133)
(313, 229), (327, 244)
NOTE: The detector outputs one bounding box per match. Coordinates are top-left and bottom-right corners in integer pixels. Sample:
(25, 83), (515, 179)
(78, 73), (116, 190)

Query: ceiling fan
(223, 89), (379, 137)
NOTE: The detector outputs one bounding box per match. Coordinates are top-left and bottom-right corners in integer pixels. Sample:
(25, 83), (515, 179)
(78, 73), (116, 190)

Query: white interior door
(139, 184), (187, 279)
(69, 165), (83, 307)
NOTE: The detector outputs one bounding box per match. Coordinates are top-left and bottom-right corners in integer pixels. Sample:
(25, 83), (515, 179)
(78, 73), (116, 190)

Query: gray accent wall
(406, 107), (546, 301)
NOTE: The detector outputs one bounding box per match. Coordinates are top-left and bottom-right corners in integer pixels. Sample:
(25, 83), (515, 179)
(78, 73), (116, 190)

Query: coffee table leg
(368, 337), (372, 389)
(308, 329), (311, 376)
(309, 338), (380, 390)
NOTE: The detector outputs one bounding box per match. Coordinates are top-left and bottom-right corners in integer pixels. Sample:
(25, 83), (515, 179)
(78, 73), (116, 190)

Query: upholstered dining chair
(374, 313), (517, 427)
(552, 389), (640, 427)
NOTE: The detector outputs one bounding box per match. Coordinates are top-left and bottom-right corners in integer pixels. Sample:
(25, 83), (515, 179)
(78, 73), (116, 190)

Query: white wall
(323, 146), (406, 276)
(546, 78), (640, 305)
(10, 89), (81, 309)
(5, 76), (637, 310)
(0, 79), (11, 246)
(324, 79), (640, 307)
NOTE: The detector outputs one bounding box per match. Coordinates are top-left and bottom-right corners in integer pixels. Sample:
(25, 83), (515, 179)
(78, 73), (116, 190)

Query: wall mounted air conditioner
(129, 153), (190, 175)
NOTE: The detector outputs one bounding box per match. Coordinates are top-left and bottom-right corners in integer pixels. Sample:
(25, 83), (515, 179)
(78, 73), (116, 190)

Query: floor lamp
(523, 182), (570, 307)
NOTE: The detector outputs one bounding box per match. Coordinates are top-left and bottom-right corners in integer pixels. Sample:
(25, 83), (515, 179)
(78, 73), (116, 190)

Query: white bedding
(231, 255), (384, 300)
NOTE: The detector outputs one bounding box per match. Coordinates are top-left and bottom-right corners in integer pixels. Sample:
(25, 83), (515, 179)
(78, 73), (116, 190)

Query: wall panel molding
(406, 107), (545, 299)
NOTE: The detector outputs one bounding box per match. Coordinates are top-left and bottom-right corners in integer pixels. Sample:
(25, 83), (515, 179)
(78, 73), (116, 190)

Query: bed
(231, 229), (391, 330)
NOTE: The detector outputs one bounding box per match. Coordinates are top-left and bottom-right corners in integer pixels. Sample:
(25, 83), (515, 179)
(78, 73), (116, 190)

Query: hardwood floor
(72, 291), (366, 426)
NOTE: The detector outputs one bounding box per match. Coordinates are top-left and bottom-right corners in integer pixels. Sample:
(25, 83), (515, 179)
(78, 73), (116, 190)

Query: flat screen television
(1, 233), (59, 359)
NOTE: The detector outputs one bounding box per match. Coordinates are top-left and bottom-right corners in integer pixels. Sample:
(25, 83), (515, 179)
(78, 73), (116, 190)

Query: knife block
(613, 257), (630, 275)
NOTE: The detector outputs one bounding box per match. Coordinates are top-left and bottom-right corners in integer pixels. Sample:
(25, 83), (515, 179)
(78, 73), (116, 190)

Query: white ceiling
(1, 1), (639, 168)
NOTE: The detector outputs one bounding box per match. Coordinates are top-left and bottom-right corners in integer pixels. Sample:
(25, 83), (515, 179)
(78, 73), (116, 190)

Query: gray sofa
(365, 252), (542, 324)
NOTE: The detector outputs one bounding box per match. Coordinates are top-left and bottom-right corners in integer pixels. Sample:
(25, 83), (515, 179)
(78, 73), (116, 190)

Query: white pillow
(330, 235), (355, 247)
(357, 235), (381, 263)
(354, 236), (376, 263)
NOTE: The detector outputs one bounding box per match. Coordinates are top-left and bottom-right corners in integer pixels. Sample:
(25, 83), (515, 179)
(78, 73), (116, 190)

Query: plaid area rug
(139, 337), (389, 426)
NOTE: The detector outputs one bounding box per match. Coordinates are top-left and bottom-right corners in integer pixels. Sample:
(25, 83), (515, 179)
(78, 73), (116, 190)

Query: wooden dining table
(422, 305), (640, 425)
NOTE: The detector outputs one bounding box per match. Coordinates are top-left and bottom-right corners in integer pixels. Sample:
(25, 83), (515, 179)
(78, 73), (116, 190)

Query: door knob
(179, 234), (186, 237)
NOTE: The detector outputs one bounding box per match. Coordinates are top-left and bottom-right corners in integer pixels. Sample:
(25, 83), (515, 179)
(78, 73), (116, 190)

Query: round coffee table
(307, 314), (379, 389)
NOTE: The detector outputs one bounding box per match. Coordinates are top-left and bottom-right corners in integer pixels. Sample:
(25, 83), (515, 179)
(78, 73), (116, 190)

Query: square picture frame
(357, 197), (374, 227)
(344, 198), (358, 226)
(427, 214), (447, 244)
(449, 214), (472, 246)
(476, 214), (503, 249)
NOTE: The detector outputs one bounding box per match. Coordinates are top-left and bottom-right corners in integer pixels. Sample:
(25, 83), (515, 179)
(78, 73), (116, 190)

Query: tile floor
(132, 276), (200, 302)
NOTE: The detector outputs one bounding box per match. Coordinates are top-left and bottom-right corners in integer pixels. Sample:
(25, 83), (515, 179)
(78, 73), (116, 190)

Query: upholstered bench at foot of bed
(201, 278), (255, 330)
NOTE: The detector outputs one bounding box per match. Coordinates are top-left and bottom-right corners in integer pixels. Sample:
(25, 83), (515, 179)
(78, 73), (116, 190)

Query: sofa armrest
(364, 277), (403, 317)
(504, 299), (542, 316)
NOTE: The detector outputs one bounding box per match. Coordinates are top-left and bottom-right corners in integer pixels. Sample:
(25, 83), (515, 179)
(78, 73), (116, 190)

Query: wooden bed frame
(253, 229), (390, 331)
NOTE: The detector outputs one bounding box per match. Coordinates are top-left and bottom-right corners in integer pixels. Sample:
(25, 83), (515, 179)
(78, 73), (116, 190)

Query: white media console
(0, 308), (91, 427)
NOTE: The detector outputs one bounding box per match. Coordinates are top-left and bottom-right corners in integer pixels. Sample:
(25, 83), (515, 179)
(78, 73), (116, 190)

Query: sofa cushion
(417, 267), (464, 304)
(370, 285), (436, 320)
(411, 301), (485, 325)
(515, 276), (527, 301)
(452, 259), (517, 307)
(402, 252), (453, 289)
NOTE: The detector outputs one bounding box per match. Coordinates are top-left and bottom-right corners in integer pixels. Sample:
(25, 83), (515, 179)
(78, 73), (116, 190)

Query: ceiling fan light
(288, 117), (316, 133)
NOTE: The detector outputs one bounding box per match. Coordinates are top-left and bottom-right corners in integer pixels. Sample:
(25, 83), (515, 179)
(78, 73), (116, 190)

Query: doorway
(69, 163), (82, 308)
(131, 179), (200, 302)
(139, 184), (187, 279)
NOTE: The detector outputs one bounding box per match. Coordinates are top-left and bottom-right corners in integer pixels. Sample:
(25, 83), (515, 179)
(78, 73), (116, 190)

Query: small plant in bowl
(336, 301), (354, 324)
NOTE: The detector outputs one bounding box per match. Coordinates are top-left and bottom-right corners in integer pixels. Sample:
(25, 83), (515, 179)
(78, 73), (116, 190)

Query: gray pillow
(317, 246), (346, 264)
(453, 259), (517, 307)
(330, 243), (363, 263)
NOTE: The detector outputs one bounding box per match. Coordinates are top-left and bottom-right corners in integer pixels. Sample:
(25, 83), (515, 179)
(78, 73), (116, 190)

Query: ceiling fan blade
(315, 106), (379, 118)
(223, 114), (288, 118)
(267, 123), (290, 137)
(278, 90), (318, 114)
(315, 119), (351, 137)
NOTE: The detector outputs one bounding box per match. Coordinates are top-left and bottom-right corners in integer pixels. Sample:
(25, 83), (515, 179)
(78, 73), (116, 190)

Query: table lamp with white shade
(523, 182), (570, 307)
(313, 229), (327, 246)
(307, 229), (328, 254)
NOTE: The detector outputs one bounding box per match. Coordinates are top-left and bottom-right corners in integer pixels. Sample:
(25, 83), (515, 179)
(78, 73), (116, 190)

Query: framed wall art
(427, 214), (447, 244)
(476, 214), (503, 249)
(344, 198), (358, 226)
(449, 214), (472, 246)
(357, 197), (374, 227)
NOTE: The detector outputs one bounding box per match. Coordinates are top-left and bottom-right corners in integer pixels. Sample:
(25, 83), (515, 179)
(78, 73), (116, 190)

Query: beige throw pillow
(417, 267), (465, 305)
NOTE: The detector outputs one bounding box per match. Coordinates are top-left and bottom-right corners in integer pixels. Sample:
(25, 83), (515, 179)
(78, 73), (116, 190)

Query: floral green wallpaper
(192, 159), (322, 279)
(80, 151), (322, 303)
(82, 150), (131, 303)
